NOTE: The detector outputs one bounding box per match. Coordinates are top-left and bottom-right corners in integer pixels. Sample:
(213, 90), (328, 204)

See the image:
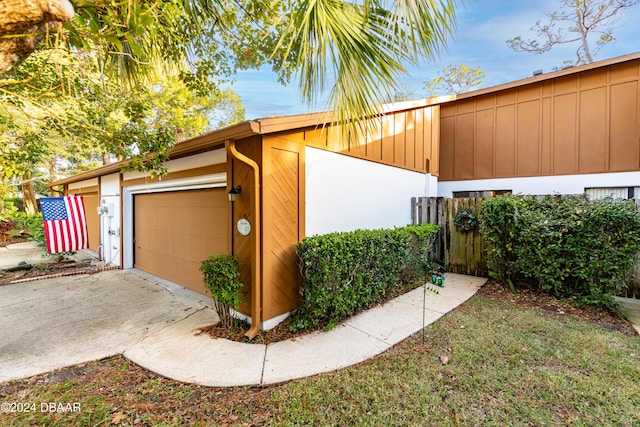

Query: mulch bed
(476, 279), (637, 337)
(0, 260), (100, 285)
(200, 279), (638, 344)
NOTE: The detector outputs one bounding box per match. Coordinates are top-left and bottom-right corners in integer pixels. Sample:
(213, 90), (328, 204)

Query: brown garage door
(134, 188), (230, 295)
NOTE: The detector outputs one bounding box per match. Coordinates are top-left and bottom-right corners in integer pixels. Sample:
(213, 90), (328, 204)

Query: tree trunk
(21, 172), (37, 215)
(0, 0), (75, 73)
(48, 157), (57, 183)
(102, 152), (111, 165)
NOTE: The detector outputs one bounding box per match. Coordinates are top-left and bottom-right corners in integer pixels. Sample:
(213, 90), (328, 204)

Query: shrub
(290, 224), (440, 331)
(480, 195), (640, 310)
(200, 255), (246, 328)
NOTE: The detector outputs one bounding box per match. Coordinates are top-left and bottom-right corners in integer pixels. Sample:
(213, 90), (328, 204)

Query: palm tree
(1, 0), (457, 136)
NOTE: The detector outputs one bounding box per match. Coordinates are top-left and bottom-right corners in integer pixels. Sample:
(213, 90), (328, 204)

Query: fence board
(411, 196), (487, 277)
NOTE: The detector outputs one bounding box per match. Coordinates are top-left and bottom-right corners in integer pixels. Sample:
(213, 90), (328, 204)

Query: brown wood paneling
(261, 137), (304, 321)
(414, 108), (425, 172)
(553, 93), (578, 174)
(610, 81), (640, 171)
(495, 105), (516, 177)
(555, 75), (578, 94)
(134, 188), (230, 296)
(439, 116), (455, 181)
(474, 109), (494, 179)
(454, 113), (474, 179)
(475, 94), (494, 111)
(231, 136), (262, 316)
(393, 112), (406, 167)
(579, 87), (607, 173)
(430, 106), (440, 176)
(405, 109), (417, 170)
(541, 98), (553, 175)
(496, 89), (515, 106)
(440, 103), (457, 118)
(610, 61), (639, 83)
(517, 84), (541, 102)
(516, 100), (540, 177)
(381, 114), (395, 165)
(580, 68), (607, 89)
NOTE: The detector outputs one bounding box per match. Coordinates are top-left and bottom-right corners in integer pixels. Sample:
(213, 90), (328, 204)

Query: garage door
(134, 188), (230, 295)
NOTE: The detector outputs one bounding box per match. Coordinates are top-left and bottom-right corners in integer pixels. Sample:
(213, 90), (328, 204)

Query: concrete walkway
(616, 297), (640, 335)
(0, 268), (485, 386)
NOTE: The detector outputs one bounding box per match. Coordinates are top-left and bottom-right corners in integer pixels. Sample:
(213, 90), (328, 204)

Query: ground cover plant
(1, 281), (638, 426)
(480, 195), (640, 310)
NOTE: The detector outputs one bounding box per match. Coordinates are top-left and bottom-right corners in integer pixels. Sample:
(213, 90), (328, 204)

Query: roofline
(49, 51), (640, 187)
(441, 51), (640, 103)
(48, 121), (262, 187)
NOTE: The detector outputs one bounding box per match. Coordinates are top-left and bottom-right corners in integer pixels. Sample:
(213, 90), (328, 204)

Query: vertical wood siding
(261, 136), (304, 321)
(440, 59), (640, 181)
(230, 136), (262, 317)
(298, 105), (440, 175)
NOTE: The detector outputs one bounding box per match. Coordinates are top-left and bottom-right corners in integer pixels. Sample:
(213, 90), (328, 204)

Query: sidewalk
(125, 273), (486, 387)
(616, 297), (640, 335)
(0, 266), (484, 387)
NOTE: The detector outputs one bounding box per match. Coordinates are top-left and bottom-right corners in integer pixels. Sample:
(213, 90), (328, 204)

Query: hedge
(290, 224), (440, 331)
(480, 195), (640, 310)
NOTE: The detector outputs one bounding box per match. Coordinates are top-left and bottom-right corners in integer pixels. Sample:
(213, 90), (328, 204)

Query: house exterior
(48, 101), (441, 333)
(437, 52), (640, 200)
(48, 51), (640, 332)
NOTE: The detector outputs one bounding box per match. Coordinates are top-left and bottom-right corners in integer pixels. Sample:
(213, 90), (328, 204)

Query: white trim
(68, 178), (99, 190)
(437, 171), (640, 198)
(230, 308), (291, 331)
(123, 149), (226, 181)
(122, 173), (227, 269)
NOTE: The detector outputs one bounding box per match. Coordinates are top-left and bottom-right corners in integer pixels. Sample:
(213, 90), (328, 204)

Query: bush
(480, 195), (640, 310)
(290, 224), (440, 332)
(200, 255), (246, 328)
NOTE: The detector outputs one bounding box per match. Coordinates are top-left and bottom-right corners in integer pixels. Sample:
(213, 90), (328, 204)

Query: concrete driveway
(0, 269), (218, 382)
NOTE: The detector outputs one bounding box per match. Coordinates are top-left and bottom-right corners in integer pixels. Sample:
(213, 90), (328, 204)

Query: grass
(1, 296), (639, 426)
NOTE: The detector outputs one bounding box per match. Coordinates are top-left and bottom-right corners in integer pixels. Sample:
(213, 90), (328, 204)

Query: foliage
(200, 255), (246, 328)
(3, 0), (458, 150)
(453, 208), (479, 232)
(480, 194), (640, 309)
(291, 224), (440, 331)
(1, 49), (245, 184)
(506, 0), (640, 66)
(425, 64), (485, 96)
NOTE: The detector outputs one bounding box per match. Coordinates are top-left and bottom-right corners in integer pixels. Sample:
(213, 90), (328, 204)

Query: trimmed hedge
(480, 195), (640, 309)
(290, 224), (440, 331)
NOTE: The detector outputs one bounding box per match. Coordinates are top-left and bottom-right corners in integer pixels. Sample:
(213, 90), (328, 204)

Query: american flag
(40, 196), (89, 254)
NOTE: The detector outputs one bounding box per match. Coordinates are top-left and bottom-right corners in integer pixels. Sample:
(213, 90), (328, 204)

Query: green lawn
(1, 296), (639, 426)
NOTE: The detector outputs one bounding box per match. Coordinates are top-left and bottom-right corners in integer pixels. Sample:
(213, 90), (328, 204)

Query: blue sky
(230, 0), (640, 119)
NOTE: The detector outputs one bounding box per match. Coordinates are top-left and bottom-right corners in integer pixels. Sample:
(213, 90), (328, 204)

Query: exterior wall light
(228, 185), (241, 202)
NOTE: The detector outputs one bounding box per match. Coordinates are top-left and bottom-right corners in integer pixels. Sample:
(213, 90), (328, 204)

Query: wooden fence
(411, 197), (487, 277)
(412, 197), (640, 298)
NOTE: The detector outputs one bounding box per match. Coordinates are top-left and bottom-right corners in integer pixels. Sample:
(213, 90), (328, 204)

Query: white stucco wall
(437, 171), (640, 198)
(99, 173), (122, 266)
(305, 146), (435, 236)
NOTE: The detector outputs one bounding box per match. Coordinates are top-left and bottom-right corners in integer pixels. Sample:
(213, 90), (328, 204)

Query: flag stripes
(40, 196), (89, 254)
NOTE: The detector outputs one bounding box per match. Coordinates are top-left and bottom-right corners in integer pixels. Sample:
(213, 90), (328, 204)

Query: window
(585, 187), (634, 200)
(453, 190), (512, 198)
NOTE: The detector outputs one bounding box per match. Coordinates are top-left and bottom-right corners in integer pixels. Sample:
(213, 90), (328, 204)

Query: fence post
(410, 197), (417, 225)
